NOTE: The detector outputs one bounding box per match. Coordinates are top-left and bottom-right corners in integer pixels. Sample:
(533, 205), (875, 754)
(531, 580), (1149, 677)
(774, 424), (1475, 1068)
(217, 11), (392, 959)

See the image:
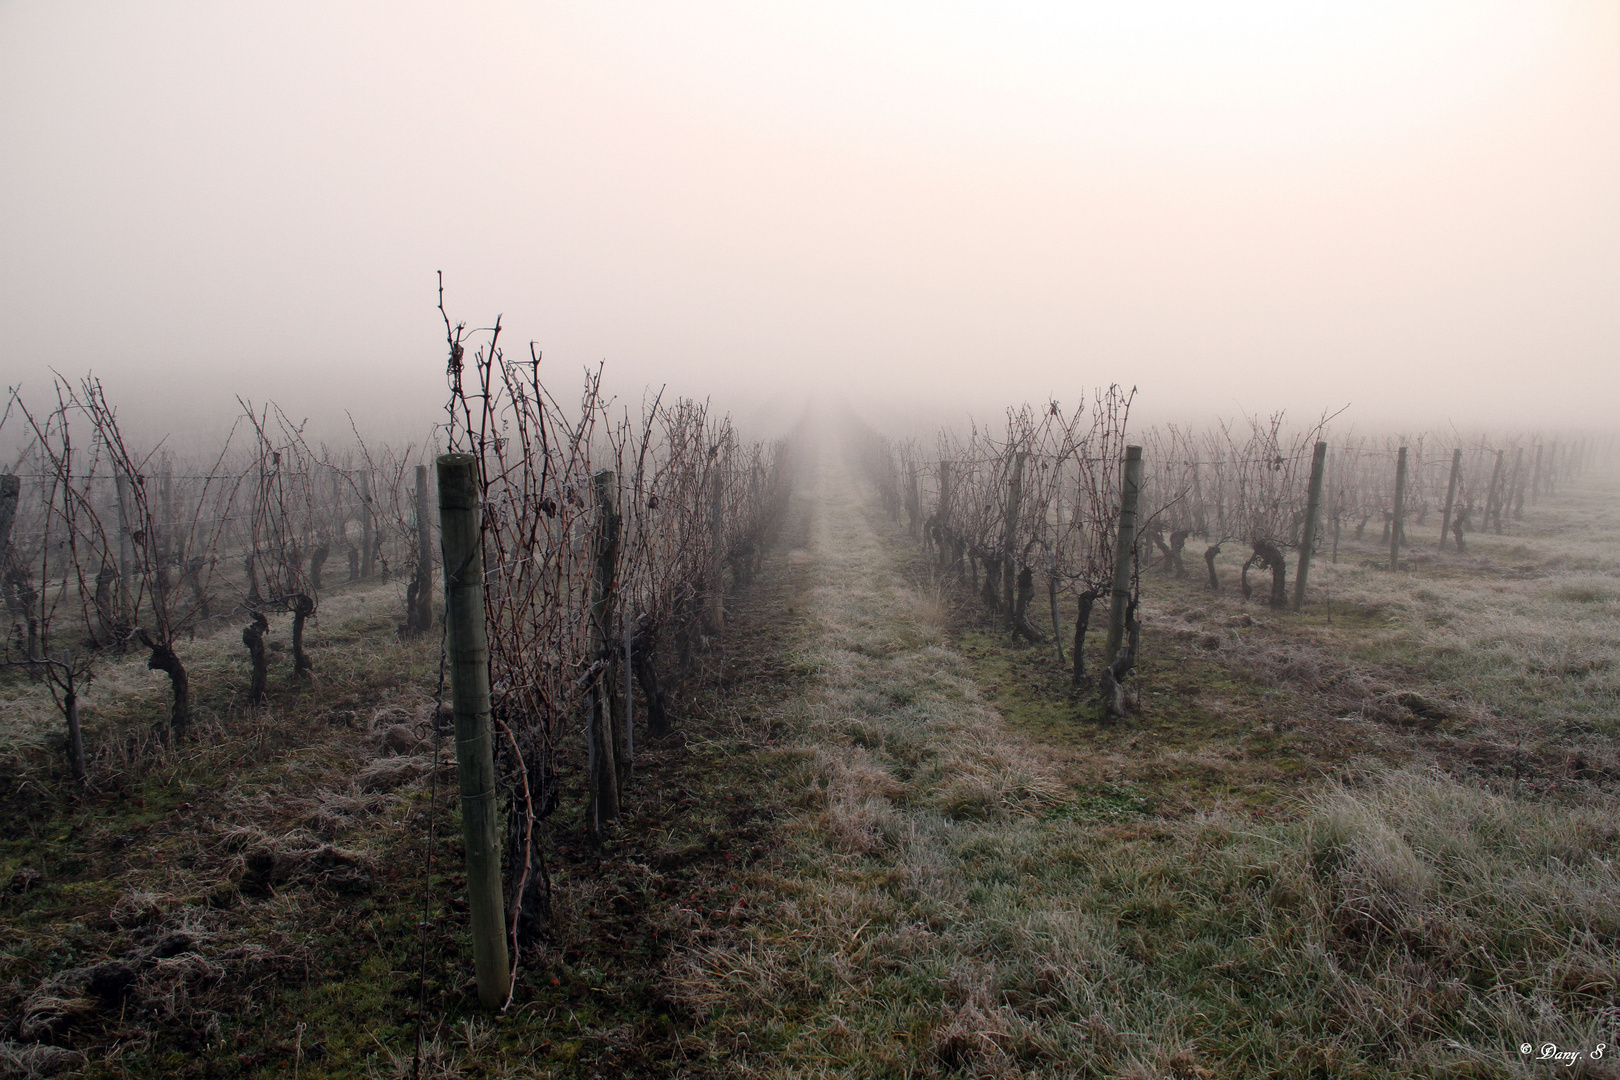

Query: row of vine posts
(853, 394), (1606, 722)
(1, 378), (448, 780)
(432, 305), (795, 1007)
(1, 316), (796, 1012)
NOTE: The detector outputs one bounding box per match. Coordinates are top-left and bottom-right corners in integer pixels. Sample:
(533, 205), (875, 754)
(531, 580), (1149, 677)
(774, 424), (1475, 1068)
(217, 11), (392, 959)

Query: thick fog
(3, 1), (1618, 442)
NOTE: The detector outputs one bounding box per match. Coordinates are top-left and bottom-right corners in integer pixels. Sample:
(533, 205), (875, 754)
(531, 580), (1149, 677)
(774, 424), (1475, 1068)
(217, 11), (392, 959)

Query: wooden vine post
(0, 474), (19, 576)
(0, 472), (23, 649)
(436, 453), (511, 1011)
(360, 470), (377, 579)
(1510, 446), (1526, 520)
(331, 468), (344, 543)
(114, 471), (135, 625)
(1389, 446), (1408, 572)
(1048, 478), (1066, 664)
(936, 460), (953, 569)
(588, 468), (622, 834)
(1190, 462), (1207, 534)
(1292, 440), (1327, 612)
(1439, 448), (1462, 550)
(906, 463), (920, 539)
(1001, 450), (1026, 625)
(1485, 449), (1505, 533)
(413, 464), (434, 633)
(624, 611), (635, 771)
(1104, 445), (1143, 665)
(704, 456), (725, 635)
(158, 466), (174, 571)
(337, 469), (359, 582)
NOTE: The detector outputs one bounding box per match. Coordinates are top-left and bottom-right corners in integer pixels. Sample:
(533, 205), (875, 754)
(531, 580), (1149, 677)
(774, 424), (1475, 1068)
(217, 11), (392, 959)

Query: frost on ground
(664, 447), (1620, 1080)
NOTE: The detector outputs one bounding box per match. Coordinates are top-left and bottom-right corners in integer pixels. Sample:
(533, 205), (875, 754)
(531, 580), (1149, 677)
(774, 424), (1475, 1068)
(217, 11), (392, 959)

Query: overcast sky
(3, 1), (1617, 440)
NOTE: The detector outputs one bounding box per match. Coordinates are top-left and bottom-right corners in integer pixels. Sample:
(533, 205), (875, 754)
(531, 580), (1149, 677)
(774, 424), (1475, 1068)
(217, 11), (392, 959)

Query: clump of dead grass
(0, 1040), (87, 1079)
(1292, 766), (1620, 1062)
(214, 824), (376, 897)
(12, 907), (243, 1053)
(810, 748), (905, 854)
(909, 578), (953, 639)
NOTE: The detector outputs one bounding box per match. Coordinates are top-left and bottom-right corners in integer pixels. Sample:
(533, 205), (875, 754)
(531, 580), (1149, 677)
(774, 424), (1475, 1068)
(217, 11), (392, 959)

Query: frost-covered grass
(663, 454), (1620, 1078)
(0, 576), (417, 766)
(1250, 471), (1619, 731)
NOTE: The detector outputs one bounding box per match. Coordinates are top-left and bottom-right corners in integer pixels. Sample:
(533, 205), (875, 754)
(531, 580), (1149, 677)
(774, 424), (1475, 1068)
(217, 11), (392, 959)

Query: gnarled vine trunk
(291, 595), (314, 679)
(1071, 589), (1100, 685)
(65, 689), (85, 781)
(242, 612), (269, 704)
(142, 633), (189, 738)
(1248, 540), (1288, 609)
(1100, 597), (1140, 719)
(310, 542), (329, 593)
(631, 626), (670, 737)
(1168, 529), (1190, 577)
(1204, 544), (1221, 592)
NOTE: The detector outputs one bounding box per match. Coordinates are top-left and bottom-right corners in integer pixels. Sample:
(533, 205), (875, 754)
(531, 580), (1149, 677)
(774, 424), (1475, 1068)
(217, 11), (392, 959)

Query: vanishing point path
(661, 442), (1337, 1078)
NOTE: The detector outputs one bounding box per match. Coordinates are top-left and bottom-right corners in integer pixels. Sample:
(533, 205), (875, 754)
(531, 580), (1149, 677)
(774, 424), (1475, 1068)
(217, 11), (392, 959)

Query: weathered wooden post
(1190, 461), (1207, 535)
(588, 469), (622, 832)
(1104, 446), (1143, 665)
(0, 474), (19, 571)
(337, 469), (359, 582)
(1001, 450), (1025, 627)
(114, 471), (135, 624)
(1484, 449), (1505, 533)
(360, 471), (376, 579)
(0, 472), (21, 647)
(1049, 467), (1066, 663)
(331, 467), (344, 539)
(936, 460), (953, 570)
(624, 611), (635, 769)
(1326, 449), (1341, 565)
(703, 456), (725, 635)
(1048, 571), (1065, 666)
(1389, 447), (1408, 572)
(413, 465), (434, 633)
(1531, 443), (1543, 504)
(906, 463), (921, 540)
(158, 465), (174, 569)
(1510, 447), (1525, 520)
(1439, 448), (1462, 550)
(1292, 440), (1327, 612)
(435, 453), (511, 1011)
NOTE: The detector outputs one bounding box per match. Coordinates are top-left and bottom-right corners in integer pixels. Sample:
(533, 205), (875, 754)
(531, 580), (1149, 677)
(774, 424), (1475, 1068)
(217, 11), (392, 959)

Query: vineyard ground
(945, 468), (1620, 830)
(2, 444), (1619, 1078)
(0, 522), (818, 1077)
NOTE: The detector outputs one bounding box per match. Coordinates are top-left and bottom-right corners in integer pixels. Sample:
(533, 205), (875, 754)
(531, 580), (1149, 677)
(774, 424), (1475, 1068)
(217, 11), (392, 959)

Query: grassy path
(667, 445), (1620, 1079)
(676, 447), (1281, 1076)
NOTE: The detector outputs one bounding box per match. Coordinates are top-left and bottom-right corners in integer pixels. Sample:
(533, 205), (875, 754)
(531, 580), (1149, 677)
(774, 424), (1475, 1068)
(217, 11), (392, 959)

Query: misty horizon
(4, 2), (1619, 440)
